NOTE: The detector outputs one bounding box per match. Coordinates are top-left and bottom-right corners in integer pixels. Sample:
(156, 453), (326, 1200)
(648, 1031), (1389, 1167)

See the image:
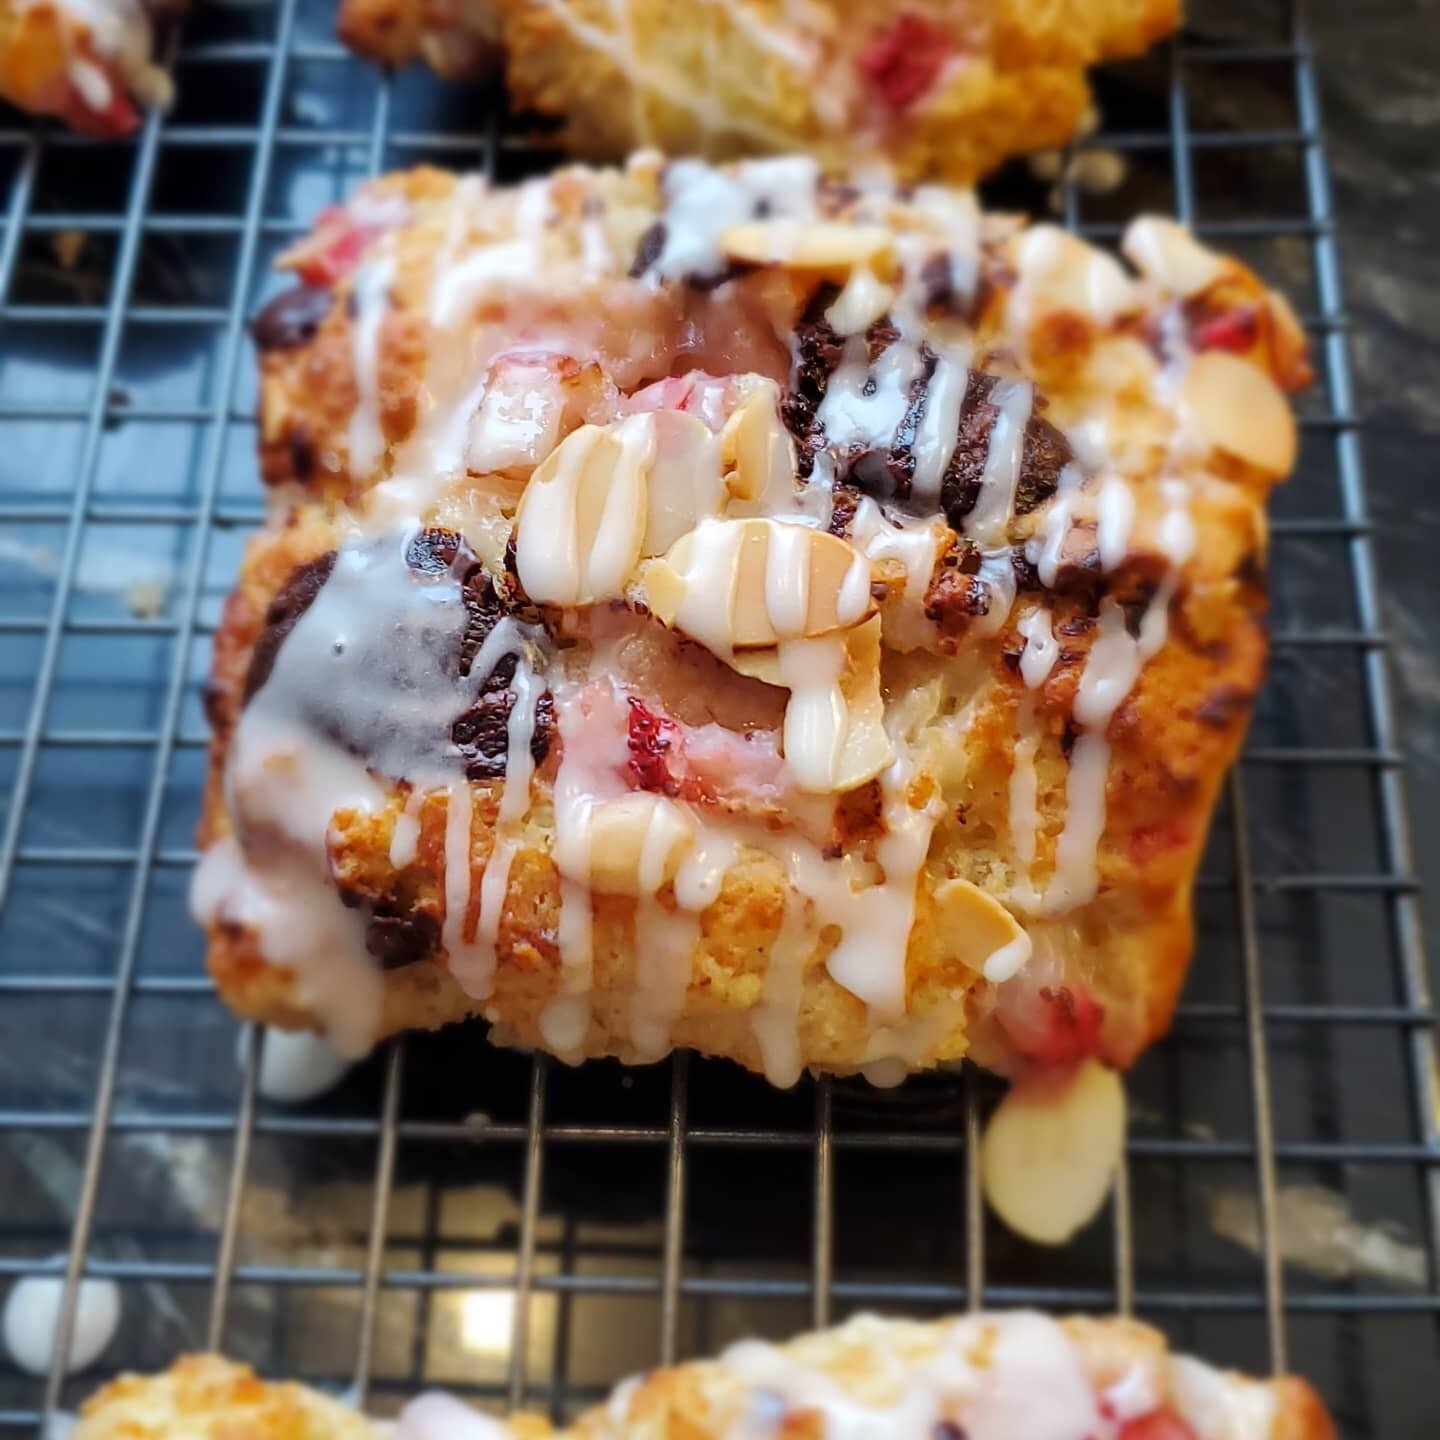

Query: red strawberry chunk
(626, 697), (681, 796)
(1119, 1411), (1200, 1440)
(1191, 303), (1261, 354)
(856, 15), (950, 111)
(1002, 983), (1106, 1068)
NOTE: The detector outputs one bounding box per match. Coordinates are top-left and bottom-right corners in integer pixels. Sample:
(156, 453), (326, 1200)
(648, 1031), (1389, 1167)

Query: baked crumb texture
(197, 154), (1310, 1084)
(337, 0), (1180, 184)
(76, 1312), (1334, 1439)
(0, 0), (176, 134)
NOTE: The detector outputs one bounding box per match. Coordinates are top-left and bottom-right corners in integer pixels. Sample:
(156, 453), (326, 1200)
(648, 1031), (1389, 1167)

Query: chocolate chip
(243, 550), (338, 703)
(530, 691), (555, 766)
(781, 283), (844, 476)
(1015, 409), (1071, 516)
(365, 910), (439, 970)
(827, 486), (860, 538)
(629, 221), (667, 278)
(250, 284), (332, 352)
(939, 370), (1001, 526)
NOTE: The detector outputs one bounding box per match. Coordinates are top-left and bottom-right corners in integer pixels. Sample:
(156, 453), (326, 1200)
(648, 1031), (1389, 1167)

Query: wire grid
(0, 0), (1436, 1435)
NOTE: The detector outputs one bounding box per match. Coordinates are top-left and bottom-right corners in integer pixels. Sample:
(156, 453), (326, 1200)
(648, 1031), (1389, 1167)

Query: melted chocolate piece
(629, 221), (667, 278)
(365, 910), (439, 970)
(780, 283), (844, 477)
(242, 550), (338, 702)
(250, 284), (332, 352)
(939, 370), (1072, 533)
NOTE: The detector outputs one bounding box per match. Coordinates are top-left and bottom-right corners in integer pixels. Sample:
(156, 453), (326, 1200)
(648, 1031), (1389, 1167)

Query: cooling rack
(0, 0), (1436, 1435)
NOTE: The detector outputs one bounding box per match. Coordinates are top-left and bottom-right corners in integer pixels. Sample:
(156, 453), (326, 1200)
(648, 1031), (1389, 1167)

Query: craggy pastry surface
(336, 0), (1179, 185)
(198, 154), (1309, 1082)
(77, 1312), (1334, 1440)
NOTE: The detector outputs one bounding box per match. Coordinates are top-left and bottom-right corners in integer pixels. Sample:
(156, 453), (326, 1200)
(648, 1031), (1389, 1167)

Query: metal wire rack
(0, 0), (1436, 1434)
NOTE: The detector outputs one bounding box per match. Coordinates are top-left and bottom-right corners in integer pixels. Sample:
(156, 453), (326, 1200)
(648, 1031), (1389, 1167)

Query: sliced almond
(514, 414), (653, 606)
(1014, 225), (1140, 325)
(1180, 350), (1297, 479)
(980, 1057), (1126, 1246)
(719, 220), (896, 281)
(643, 409), (725, 556)
(719, 383), (796, 509)
(645, 517), (874, 654)
(1121, 216), (1226, 298)
(556, 793), (694, 897)
(824, 265), (896, 336)
(932, 878), (1031, 981)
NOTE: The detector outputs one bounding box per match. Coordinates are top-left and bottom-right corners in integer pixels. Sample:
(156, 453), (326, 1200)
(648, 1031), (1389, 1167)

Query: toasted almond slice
(932, 877), (1032, 981)
(1121, 216), (1226, 298)
(643, 409), (725, 557)
(980, 1057), (1126, 1245)
(646, 517), (874, 654)
(1180, 350), (1297, 479)
(1014, 225), (1140, 325)
(720, 383), (796, 508)
(719, 220), (896, 281)
(825, 265), (896, 335)
(514, 415), (653, 605)
(557, 793), (694, 897)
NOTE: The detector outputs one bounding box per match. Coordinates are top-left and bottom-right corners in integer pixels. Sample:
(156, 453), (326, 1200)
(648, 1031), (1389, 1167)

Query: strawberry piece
(63, 73), (141, 137)
(1190, 303), (1261, 354)
(626, 697), (680, 796)
(1001, 983), (1106, 1068)
(292, 206), (383, 288)
(856, 15), (950, 111)
(1119, 1411), (1200, 1440)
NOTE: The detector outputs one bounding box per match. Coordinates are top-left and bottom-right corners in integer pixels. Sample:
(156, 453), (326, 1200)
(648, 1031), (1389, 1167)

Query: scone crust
(205, 156), (1309, 1080)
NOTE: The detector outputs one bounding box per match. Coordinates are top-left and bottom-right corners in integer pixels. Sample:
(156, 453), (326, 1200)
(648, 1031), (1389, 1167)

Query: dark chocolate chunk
(629, 221), (667, 278)
(250, 284), (332, 352)
(365, 910), (439, 970)
(243, 550), (338, 703)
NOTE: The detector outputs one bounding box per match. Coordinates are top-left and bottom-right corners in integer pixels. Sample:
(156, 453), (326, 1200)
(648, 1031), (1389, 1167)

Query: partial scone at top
(199, 154), (1308, 1100)
(337, 0), (1179, 184)
(77, 1312), (1333, 1440)
(0, 0), (176, 133)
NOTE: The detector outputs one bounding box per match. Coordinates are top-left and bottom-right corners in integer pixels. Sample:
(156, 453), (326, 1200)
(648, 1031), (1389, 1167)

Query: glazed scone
(0, 0), (175, 133)
(76, 1313), (1334, 1439)
(336, 0), (1180, 184)
(198, 154), (1309, 1096)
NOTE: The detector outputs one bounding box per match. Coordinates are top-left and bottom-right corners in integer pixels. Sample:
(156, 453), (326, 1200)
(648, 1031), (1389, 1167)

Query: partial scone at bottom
(76, 1312), (1333, 1439)
(198, 154), (1309, 1096)
(336, 0), (1179, 184)
(0, 0), (176, 134)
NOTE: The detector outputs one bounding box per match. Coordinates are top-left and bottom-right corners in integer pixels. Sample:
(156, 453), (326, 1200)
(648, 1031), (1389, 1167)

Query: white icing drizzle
(721, 1311), (1103, 1440)
(645, 155), (820, 283)
(348, 255), (394, 479)
(1096, 475), (1137, 571)
(388, 785), (426, 867)
(1028, 461), (1086, 588)
(964, 379), (1033, 548)
(750, 893), (811, 1088)
(1045, 480), (1196, 913)
(909, 342), (971, 502)
(1017, 606), (1059, 689)
(813, 336), (924, 483)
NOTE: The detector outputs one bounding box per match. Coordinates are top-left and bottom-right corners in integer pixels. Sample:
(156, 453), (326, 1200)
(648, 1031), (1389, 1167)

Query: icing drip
(908, 342), (971, 502)
(721, 1311), (1103, 1440)
(645, 155), (820, 283)
(348, 255), (394, 479)
(964, 378), (1033, 548)
(1045, 481), (1196, 912)
(750, 893), (811, 1088)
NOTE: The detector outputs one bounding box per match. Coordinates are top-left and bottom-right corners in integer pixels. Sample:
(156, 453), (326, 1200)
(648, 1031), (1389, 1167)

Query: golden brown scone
(0, 0), (175, 133)
(336, 0), (1180, 185)
(199, 156), (1309, 1129)
(76, 1314), (1334, 1440)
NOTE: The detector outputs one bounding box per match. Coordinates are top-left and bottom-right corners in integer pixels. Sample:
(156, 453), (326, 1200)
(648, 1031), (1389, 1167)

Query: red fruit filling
(856, 15), (950, 111)
(1000, 983), (1106, 1068)
(626, 697), (681, 796)
(1118, 1411), (1200, 1440)
(293, 205), (384, 288)
(1190, 303), (1261, 354)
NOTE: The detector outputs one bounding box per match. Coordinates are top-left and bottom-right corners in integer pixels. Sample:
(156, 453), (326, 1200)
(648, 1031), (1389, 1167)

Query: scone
(337, 0), (1181, 184)
(76, 1312), (1333, 1439)
(197, 154), (1308, 1095)
(0, 0), (175, 133)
